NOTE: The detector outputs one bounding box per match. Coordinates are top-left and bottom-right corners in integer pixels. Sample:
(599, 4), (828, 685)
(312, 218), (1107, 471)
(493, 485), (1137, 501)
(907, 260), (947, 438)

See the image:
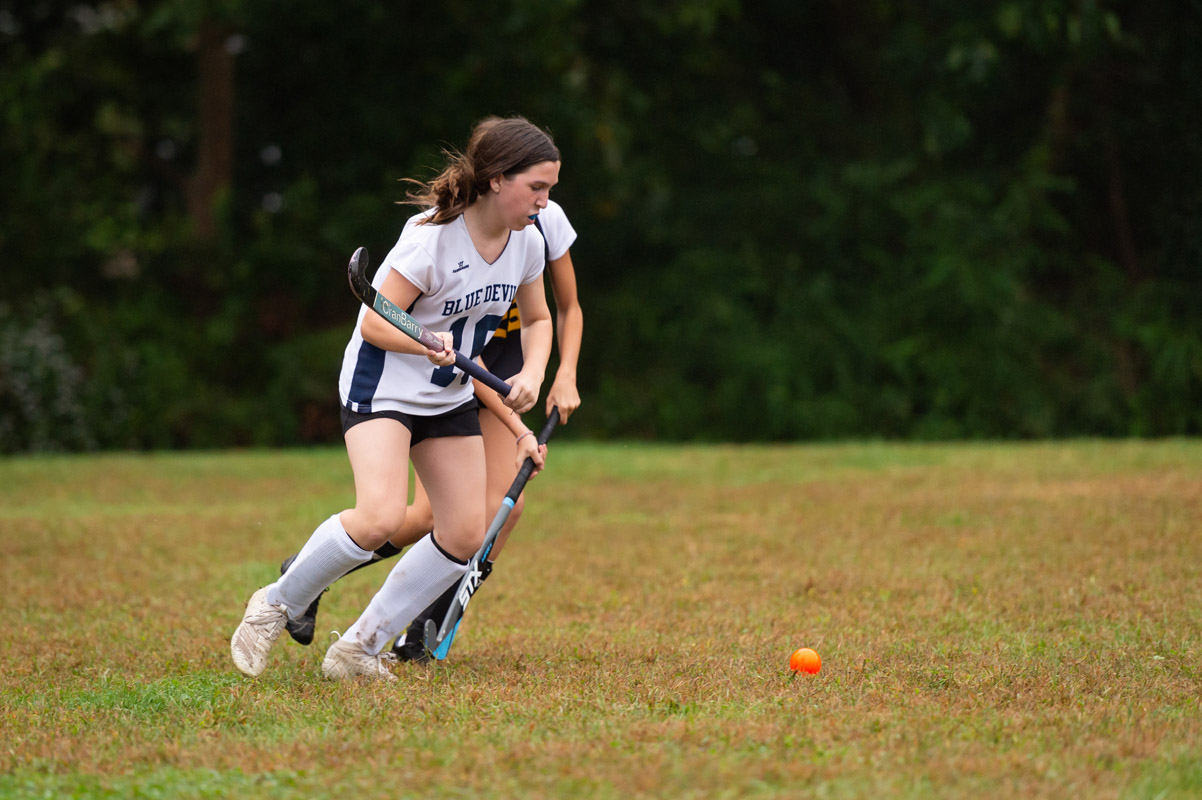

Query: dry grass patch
(1, 441), (1200, 798)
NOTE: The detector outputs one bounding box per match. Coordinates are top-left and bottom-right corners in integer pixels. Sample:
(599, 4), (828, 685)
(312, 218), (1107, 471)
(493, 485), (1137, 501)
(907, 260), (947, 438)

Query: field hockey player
(230, 116), (559, 681)
(278, 188), (581, 661)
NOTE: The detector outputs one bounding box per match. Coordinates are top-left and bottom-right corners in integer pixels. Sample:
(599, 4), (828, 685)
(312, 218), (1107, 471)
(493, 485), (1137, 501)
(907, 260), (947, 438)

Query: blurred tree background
(1, 0), (1199, 451)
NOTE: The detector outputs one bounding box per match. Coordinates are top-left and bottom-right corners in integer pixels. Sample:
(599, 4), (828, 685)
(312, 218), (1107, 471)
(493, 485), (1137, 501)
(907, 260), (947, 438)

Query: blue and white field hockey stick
(424, 407), (561, 660)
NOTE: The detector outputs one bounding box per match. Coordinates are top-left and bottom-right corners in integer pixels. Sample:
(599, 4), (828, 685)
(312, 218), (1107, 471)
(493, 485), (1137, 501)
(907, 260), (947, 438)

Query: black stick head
(422, 617), (441, 658)
(347, 246), (374, 304)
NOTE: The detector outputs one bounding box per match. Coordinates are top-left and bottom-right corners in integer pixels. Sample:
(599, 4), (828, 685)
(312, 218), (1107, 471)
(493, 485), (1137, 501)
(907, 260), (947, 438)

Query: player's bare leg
(392, 407), (525, 661)
(233, 418), (409, 676)
(325, 435), (486, 680)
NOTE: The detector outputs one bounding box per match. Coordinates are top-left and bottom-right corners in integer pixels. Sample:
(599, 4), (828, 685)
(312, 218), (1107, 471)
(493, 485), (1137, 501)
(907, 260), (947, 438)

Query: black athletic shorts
(340, 398), (481, 444)
(479, 301), (523, 381)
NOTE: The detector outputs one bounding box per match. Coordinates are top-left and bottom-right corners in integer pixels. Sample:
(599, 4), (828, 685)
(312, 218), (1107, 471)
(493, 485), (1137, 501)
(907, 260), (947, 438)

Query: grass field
(2, 440), (1200, 799)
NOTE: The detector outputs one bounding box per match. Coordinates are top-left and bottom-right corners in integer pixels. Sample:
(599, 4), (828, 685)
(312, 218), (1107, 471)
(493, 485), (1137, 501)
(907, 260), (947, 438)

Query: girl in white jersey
(275, 193), (582, 658)
(389, 193), (581, 662)
(231, 116), (559, 681)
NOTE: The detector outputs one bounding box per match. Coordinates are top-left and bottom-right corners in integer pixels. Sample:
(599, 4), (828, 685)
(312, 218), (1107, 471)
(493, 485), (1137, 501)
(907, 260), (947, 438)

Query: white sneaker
(230, 587), (287, 677)
(322, 633), (398, 682)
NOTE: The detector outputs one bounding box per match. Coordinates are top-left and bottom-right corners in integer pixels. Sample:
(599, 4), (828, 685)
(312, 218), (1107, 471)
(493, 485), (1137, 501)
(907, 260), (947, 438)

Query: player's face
(495, 160), (560, 230)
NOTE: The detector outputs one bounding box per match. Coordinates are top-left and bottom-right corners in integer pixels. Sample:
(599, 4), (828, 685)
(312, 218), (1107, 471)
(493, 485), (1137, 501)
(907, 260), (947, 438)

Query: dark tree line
(1, 0), (1199, 451)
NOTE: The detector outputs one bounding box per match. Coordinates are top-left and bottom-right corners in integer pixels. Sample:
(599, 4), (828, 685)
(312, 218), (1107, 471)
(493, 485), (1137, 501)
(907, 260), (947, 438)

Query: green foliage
(0, 299), (93, 452)
(0, 0), (1198, 449)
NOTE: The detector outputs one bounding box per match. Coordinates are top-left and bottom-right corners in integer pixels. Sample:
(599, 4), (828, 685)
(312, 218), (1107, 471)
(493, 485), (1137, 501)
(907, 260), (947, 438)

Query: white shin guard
(343, 533), (467, 655)
(268, 513), (372, 619)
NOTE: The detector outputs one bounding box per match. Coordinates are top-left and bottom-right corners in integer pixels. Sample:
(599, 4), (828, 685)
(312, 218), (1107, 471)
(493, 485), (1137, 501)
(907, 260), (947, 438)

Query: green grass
(1, 440), (1201, 799)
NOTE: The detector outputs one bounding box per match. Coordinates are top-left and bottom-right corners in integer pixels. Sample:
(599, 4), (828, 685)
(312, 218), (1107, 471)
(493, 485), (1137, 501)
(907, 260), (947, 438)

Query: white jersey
(338, 213), (546, 416)
(534, 199), (576, 262)
(404, 199), (575, 260)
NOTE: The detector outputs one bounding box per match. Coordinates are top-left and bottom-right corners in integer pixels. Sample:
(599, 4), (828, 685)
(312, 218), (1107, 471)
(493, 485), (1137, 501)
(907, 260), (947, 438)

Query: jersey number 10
(430, 314), (503, 387)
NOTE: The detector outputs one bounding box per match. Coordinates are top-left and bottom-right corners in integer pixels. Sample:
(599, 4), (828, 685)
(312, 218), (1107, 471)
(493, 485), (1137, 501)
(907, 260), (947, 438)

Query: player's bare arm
(360, 269), (452, 364)
(505, 279), (552, 414)
(546, 250), (583, 422)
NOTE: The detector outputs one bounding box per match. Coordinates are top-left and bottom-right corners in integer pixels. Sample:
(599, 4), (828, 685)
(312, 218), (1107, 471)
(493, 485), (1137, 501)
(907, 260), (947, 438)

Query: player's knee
(352, 505), (406, 550)
(434, 518), (485, 562)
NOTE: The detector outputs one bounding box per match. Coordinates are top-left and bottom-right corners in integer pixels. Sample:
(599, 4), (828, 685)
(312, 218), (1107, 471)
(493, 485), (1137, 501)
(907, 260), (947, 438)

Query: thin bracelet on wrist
(515, 430), (533, 444)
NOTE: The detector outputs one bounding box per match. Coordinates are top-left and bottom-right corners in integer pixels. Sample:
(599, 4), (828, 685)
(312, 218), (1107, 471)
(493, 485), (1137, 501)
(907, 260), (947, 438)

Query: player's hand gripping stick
(347, 246), (513, 397)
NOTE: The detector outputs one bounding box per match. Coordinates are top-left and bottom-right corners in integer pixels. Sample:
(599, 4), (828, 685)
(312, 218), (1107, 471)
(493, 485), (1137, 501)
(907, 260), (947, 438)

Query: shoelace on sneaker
(244, 606), (285, 626)
(238, 599), (285, 647)
(328, 631), (398, 678)
(376, 651), (398, 675)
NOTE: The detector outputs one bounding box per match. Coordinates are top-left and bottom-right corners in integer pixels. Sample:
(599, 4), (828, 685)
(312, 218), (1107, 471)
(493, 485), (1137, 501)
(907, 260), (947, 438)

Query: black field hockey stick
(424, 407), (561, 660)
(347, 246), (513, 397)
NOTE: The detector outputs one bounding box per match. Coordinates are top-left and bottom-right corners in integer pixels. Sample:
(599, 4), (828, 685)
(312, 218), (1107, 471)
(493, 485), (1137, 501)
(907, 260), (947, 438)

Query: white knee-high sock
(343, 533), (467, 655)
(267, 513), (372, 618)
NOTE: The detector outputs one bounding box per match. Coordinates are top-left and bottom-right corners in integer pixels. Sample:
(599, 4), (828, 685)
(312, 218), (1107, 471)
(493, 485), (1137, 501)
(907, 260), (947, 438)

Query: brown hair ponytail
(403, 116), (559, 225)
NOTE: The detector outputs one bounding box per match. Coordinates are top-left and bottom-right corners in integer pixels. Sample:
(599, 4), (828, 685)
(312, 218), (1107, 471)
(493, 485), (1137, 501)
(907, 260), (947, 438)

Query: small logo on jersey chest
(452, 261), (470, 273)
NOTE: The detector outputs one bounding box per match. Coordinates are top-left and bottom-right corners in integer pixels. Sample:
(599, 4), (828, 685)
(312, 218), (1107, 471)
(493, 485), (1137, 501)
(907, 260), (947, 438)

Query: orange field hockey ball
(790, 648), (821, 674)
